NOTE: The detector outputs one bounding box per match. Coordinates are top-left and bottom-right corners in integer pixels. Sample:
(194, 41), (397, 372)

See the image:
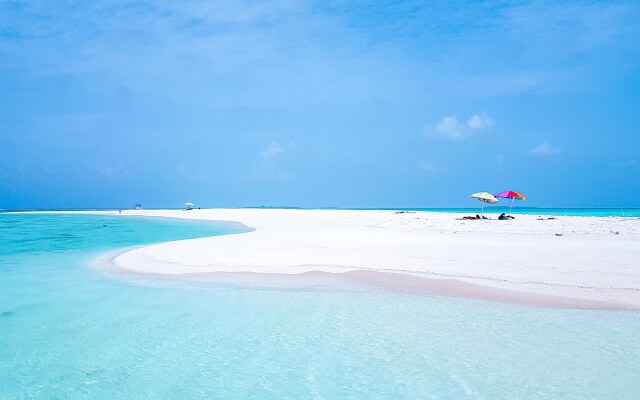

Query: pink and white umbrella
(495, 191), (526, 214)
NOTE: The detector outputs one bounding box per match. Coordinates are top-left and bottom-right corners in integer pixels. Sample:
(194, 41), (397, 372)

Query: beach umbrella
(185, 202), (195, 209)
(495, 191), (526, 214)
(133, 203), (142, 210)
(470, 192), (498, 217)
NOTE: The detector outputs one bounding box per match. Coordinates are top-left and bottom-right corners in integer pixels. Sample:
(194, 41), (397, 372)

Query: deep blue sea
(393, 207), (640, 217)
(341, 207), (640, 217)
(4, 207), (640, 217)
(1, 213), (639, 399)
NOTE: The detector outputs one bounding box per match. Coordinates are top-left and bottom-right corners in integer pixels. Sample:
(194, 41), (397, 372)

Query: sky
(1, 0), (639, 209)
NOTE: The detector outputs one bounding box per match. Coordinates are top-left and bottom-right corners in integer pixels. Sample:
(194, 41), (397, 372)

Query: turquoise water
(1, 214), (639, 399)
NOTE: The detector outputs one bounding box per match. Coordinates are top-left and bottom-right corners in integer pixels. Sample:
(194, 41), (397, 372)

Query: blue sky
(1, 0), (639, 208)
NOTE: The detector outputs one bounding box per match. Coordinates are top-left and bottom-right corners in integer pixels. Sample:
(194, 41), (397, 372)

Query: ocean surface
(3, 207), (639, 217)
(327, 207), (639, 217)
(1, 213), (639, 399)
(389, 207), (640, 217)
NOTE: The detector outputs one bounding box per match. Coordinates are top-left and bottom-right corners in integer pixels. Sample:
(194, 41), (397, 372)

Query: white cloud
(466, 114), (493, 129)
(434, 116), (466, 139)
(529, 142), (562, 156)
(262, 142), (285, 160)
(427, 113), (493, 140)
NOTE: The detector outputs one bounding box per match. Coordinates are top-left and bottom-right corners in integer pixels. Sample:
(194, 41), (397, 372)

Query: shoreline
(78, 208), (640, 310)
(94, 247), (635, 310)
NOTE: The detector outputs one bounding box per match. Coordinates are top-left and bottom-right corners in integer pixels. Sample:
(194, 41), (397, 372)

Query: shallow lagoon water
(1, 213), (639, 399)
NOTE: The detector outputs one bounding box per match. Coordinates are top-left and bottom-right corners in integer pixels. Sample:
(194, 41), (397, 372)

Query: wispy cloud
(417, 160), (437, 173)
(529, 142), (562, 156)
(425, 114), (493, 140)
(97, 161), (132, 180)
(256, 141), (292, 182)
(611, 159), (639, 169)
(173, 163), (211, 183)
(2, 0), (638, 107)
(503, 2), (640, 57)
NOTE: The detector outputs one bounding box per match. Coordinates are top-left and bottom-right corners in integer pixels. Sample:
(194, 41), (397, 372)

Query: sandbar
(90, 209), (640, 309)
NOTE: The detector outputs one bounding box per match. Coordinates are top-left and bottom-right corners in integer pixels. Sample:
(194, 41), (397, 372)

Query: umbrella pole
(481, 204), (484, 218)
(510, 197), (513, 215)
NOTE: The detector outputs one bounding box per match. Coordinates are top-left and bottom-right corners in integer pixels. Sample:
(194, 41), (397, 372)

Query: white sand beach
(96, 209), (640, 309)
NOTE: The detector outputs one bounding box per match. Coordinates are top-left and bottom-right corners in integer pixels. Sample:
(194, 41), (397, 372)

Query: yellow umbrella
(470, 192), (498, 217)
